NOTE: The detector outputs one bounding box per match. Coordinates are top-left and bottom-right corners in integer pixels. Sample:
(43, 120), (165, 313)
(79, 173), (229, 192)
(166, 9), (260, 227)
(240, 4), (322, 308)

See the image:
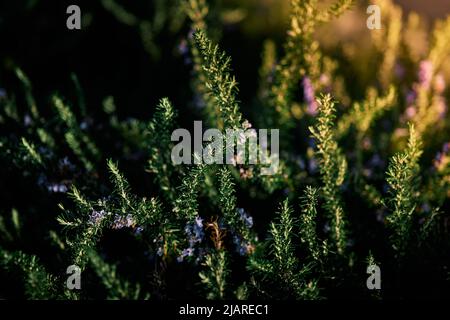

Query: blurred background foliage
(1, 0), (449, 117)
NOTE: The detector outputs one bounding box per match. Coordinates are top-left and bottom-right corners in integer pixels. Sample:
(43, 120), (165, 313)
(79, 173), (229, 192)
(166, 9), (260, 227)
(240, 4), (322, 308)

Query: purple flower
(191, 216), (204, 240)
(238, 208), (253, 228)
(111, 214), (135, 229)
(134, 226), (144, 235)
(89, 210), (108, 226)
(24, 114), (32, 127)
(195, 216), (203, 228)
(177, 248), (194, 262)
(303, 77), (318, 116)
(194, 218), (204, 235)
(443, 143), (450, 153)
(418, 60), (433, 90)
(0, 88), (6, 99)
(233, 235), (249, 256)
(47, 183), (68, 193)
(178, 215), (205, 262)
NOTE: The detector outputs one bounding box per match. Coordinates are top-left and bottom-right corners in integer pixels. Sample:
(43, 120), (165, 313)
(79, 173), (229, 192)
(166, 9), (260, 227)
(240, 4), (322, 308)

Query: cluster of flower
(232, 234), (255, 256)
(238, 208), (253, 228)
(36, 157), (76, 194)
(46, 183), (68, 193)
(88, 210), (143, 235)
(111, 214), (135, 229)
(88, 210), (109, 226)
(37, 173), (68, 194)
(232, 208), (255, 256)
(177, 216), (205, 262)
